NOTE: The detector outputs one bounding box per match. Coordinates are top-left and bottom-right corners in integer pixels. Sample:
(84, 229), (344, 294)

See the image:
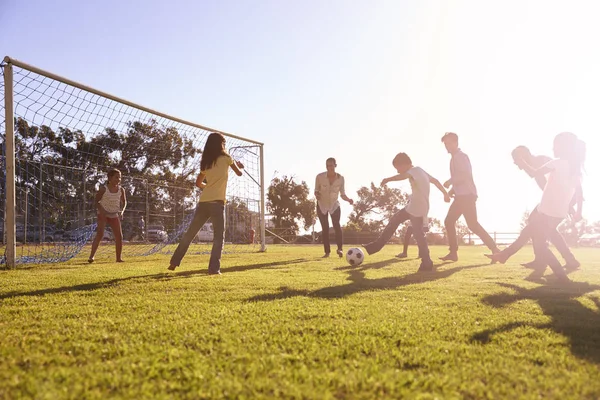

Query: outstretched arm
(514, 157), (552, 179)
(381, 173), (409, 186)
(230, 160), (244, 177)
(429, 175), (451, 203)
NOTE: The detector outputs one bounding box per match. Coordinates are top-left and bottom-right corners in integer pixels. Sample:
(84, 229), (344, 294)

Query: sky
(2, 0), (600, 233)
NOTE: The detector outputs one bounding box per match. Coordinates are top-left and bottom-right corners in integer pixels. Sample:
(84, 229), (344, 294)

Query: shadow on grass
(248, 262), (489, 302)
(0, 258), (310, 300)
(472, 281), (600, 364)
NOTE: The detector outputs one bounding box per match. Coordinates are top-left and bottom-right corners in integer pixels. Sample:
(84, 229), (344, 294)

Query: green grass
(1, 245), (600, 399)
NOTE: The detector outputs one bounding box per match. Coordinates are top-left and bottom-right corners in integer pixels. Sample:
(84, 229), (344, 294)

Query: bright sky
(2, 0), (599, 233)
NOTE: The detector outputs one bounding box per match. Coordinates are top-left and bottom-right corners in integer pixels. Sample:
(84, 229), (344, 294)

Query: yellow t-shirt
(199, 155), (233, 202)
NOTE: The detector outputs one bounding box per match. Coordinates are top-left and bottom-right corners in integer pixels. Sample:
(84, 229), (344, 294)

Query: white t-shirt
(315, 172), (347, 214)
(405, 166), (430, 219)
(99, 185), (122, 217)
(538, 159), (577, 219)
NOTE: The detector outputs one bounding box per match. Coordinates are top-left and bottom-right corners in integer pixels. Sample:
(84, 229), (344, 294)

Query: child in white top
(513, 132), (585, 283)
(88, 168), (127, 263)
(363, 153), (450, 272)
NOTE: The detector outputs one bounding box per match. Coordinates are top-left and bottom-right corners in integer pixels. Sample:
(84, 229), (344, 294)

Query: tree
(267, 175), (316, 234)
(2, 118), (200, 231)
(347, 182), (409, 233)
(558, 218), (591, 246)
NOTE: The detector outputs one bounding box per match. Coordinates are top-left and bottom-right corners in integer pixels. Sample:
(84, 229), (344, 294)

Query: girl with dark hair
(168, 133), (244, 274)
(511, 132), (585, 283)
(89, 168), (127, 263)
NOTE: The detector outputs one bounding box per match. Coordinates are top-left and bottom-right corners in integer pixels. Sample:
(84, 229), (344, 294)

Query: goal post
(1, 56), (266, 267)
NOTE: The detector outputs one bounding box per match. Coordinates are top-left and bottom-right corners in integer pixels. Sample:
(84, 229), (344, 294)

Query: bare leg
(107, 217), (124, 262)
(88, 215), (106, 262)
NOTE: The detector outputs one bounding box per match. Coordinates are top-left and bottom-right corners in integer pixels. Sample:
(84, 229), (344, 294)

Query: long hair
(200, 133), (228, 171)
(554, 132), (586, 176)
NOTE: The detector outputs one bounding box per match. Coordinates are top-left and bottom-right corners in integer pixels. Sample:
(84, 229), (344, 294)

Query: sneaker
(418, 260), (435, 272)
(396, 252), (408, 259)
(336, 249), (343, 258)
(208, 270), (222, 275)
(167, 264), (177, 271)
(322, 253), (330, 258)
(88, 258), (94, 264)
(362, 243), (375, 256)
(439, 252), (458, 262)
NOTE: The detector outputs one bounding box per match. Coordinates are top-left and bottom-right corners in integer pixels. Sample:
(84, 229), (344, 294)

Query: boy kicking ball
(363, 153), (451, 272)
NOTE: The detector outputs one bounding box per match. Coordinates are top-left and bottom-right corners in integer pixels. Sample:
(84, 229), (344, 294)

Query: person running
(508, 132), (585, 283)
(363, 152), (450, 272)
(315, 158), (354, 258)
(485, 146), (581, 269)
(439, 132), (499, 262)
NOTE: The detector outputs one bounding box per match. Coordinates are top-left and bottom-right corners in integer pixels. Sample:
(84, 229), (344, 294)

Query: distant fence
(265, 229), (600, 247)
(266, 229), (522, 246)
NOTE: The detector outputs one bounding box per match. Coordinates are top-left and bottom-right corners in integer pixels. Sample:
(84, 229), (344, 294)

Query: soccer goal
(0, 56), (266, 267)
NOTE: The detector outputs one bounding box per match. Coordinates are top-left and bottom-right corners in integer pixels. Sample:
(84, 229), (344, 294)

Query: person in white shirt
(485, 146), (581, 269)
(440, 132), (499, 262)
(512, 132), (586, 283)
(88, 168), (127, 263)
(363, 153), (451, 272)
(315, 158), (354, 258)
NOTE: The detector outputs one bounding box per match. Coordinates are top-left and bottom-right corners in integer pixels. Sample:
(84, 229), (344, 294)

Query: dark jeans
(365, 209), (430, 262)
(170, 201), (225, 273)
(445, 194), (498, 252)
(317, 206), (342, 254)
(402, 225), (429, 256)
(529, 211), (567, 278)
(403, 225), (414, 251)
(499, 207), (574, 262)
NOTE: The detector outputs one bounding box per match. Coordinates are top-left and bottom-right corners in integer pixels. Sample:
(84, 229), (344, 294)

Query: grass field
(1, 244), (600, 399)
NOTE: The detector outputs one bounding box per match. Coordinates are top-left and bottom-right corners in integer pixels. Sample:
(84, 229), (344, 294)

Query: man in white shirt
(315, 158), (354, 258)
(363, 153), (450, 272)
(440, 132), (499, 262)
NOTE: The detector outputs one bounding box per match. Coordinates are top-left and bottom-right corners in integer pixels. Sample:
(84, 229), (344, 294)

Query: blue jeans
(170, 201), (225, 273)
(529, 211), (567, 278)
(364, 208), (431, 262)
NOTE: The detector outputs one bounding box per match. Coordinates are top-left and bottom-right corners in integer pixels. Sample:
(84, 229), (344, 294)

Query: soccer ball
(346, 247), (364, 266)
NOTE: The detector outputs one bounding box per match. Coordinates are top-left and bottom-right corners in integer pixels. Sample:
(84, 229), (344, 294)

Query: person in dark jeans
(396, 222), (429, 259)
(439, 132), (499, 262)
(168, 133), (244, 274)
(364, 152), (450, 272)
(485, 146), (581, 269)
(506, 132), (585, 283)
(315, 158), (354, 258)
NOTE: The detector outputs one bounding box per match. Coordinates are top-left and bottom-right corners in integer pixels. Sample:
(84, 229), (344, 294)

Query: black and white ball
(346, 247), (364, 266)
